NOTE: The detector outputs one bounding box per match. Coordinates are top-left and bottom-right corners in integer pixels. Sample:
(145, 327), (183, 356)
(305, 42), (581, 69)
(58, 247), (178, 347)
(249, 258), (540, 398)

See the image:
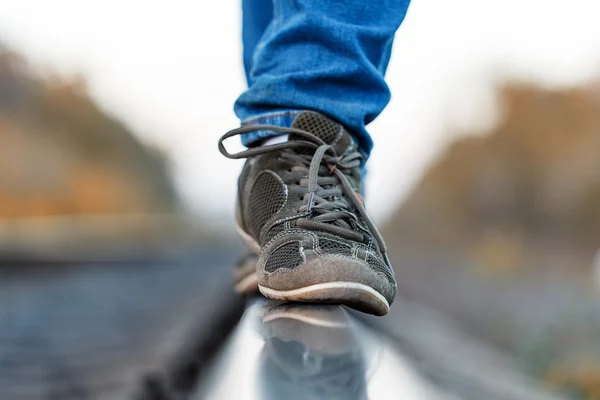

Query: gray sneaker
(233, 251), (259, 293)
(219, 112), (396, 316)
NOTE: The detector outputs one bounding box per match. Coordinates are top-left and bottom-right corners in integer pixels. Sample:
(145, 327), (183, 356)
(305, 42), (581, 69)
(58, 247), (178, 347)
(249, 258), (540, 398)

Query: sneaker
(233, 251), (259, 293)
(219, 111), (396, 315)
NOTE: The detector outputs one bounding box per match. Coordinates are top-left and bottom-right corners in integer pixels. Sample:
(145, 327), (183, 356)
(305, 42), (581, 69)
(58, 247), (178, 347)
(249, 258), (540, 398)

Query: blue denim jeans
(236, 0), (411, 156)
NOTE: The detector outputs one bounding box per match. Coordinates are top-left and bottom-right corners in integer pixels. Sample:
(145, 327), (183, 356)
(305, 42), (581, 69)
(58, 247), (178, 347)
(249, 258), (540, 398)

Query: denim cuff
(240, 110), (304, 147)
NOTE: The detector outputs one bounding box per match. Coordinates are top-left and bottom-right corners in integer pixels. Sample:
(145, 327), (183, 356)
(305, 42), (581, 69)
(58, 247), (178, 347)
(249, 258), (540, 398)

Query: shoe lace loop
(219, 124), (392, 268)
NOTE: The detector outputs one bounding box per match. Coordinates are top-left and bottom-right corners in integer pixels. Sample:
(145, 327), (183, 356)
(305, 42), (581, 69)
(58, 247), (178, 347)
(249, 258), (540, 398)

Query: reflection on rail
(195, 299), (440, 400)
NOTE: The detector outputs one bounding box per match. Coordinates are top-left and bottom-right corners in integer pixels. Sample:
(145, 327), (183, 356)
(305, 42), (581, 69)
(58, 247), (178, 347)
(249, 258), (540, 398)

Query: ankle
(240, 110), (304, 147)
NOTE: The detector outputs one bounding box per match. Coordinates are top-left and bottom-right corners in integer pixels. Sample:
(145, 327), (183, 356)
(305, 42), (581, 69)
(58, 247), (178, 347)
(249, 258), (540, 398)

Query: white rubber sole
(259, 281), (390, 316)
(234, 272), (259, 294)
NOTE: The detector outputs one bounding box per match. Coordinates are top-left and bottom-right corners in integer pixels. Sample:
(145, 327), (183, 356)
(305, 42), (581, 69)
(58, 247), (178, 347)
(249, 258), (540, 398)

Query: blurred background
(1, 0), (600, 399)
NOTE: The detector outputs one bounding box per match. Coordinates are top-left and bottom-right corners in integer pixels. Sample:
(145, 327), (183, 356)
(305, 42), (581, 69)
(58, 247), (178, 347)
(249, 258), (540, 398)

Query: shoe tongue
(291, 112), (353, 155)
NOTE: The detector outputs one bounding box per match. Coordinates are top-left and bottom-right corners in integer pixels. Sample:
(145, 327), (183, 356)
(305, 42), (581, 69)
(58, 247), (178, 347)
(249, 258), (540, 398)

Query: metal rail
(194, 298), (443, 400)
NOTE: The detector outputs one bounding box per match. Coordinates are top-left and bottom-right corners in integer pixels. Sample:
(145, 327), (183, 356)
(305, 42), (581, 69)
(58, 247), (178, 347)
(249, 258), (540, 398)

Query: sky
(1, 0), (600, 225)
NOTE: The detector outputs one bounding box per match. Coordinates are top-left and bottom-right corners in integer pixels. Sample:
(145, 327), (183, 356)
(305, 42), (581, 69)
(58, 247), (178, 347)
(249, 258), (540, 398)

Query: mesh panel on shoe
(264, 241), (304, 273)
(291, 112), (355, 156)
(318, 238), (353, 257)
(248, 172), (287, 237)
(366, 253), (395, 284)
(263, 224), (285, 243)
(291, 112), (341, 144)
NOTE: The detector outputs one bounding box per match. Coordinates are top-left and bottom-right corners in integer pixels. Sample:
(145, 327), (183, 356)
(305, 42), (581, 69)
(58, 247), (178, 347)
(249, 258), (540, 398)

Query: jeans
(236, 0), (411, 156)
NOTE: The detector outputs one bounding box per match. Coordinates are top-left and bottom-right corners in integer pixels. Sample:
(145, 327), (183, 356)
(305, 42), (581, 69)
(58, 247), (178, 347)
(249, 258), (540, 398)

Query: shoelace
(219, 124), (393, 269)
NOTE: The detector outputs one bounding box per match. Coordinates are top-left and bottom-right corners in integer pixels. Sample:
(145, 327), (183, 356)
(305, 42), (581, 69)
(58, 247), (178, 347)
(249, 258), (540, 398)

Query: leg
(222, 0), (411, 315)
(242, 0), (273, 86)
(235, 0), (411, 155)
